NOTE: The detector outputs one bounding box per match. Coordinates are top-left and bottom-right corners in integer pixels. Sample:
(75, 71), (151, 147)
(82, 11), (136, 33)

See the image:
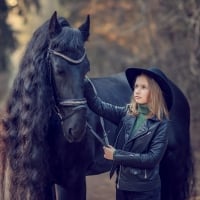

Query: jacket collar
(126, 115), (160, 142)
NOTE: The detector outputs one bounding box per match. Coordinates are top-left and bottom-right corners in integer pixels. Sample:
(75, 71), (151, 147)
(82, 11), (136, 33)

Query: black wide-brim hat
(125, 67), (173, 110)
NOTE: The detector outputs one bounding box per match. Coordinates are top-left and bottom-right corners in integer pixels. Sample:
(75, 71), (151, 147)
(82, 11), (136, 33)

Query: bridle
(48, 48), (87, 123)
(48, 48), (109, 146)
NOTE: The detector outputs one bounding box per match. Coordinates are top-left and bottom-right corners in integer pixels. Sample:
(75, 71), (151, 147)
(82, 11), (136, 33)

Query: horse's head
(48, 12), (90, 143)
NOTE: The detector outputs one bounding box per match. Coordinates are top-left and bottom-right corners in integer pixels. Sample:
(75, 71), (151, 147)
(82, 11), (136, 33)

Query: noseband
(56, 98), (87, 122)
(48, 48), (87, 122)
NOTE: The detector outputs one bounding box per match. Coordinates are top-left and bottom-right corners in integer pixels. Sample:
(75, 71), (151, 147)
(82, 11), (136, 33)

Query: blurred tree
(0, 0), (41, 72)
(0, 0), (16, 71)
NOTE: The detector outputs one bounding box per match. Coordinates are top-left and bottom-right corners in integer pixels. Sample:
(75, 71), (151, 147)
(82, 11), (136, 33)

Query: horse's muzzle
(64, 125), (86, 143)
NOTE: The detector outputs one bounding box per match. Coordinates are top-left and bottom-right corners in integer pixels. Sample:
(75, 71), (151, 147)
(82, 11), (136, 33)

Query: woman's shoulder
(155, 119), (172, 133)
(147, 116), (168, 130)
(160, 118), (172, 127)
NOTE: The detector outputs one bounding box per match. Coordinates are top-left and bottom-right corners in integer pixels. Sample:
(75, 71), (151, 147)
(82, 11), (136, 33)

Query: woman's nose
(135, 88), (140, 93)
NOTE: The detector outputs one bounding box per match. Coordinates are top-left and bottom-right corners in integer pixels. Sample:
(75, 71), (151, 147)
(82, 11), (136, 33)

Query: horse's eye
(54, 67), (65, 76)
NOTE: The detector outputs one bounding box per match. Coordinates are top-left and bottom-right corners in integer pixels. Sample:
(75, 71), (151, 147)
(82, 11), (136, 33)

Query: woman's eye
(142, 85), (148, 90)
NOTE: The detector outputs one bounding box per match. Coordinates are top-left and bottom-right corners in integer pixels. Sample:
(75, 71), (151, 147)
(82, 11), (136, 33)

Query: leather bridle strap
(48, 48), (86, 64)
(59, 99), (87, 106)
(54, 100), (87, 123)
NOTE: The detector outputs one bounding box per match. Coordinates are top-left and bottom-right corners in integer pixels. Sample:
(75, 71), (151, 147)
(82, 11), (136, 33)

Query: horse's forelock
(51, 27), (84, 51)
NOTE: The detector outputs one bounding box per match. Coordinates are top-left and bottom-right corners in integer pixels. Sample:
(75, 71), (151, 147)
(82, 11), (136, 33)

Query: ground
(87, 172), (115, 200)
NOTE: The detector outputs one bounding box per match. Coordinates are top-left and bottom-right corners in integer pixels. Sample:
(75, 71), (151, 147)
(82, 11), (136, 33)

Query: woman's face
(133, 75), (150, 105)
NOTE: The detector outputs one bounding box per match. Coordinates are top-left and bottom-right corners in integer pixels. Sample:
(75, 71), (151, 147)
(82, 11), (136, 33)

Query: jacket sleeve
(113, 120), (169, 169)
(84, 78), (125, 125)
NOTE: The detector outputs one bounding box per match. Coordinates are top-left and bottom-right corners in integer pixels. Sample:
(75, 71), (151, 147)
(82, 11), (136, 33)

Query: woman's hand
(103, 145), (116, 160)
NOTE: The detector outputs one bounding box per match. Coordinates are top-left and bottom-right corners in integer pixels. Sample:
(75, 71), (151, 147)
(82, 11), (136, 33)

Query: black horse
(0, 11), (90, 200)
(0, 12), (194, 200)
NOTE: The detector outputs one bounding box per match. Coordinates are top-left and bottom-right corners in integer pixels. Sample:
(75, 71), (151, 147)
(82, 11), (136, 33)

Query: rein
(85, 77), (110, 147)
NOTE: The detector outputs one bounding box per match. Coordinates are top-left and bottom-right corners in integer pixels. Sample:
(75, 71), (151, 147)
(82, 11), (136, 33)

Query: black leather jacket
(85, 85), (169, 192)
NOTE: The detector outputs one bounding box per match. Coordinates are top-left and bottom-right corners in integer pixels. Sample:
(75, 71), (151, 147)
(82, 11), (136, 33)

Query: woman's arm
(84, 78), (125, 124)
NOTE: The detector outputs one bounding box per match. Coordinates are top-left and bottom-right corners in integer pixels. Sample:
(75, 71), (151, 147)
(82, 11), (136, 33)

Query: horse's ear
(79, 15), (90, 42)
(49, 11), (62, 39)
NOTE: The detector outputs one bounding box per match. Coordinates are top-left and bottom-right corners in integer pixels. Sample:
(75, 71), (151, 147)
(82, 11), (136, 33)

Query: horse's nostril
(68, 128), (72, 136)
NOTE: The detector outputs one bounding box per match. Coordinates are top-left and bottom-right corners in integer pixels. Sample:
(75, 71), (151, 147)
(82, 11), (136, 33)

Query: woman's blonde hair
(128, 74), (169, 120)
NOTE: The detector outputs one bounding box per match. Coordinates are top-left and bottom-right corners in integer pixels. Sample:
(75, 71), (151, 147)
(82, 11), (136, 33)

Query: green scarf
(130, 104), (149, 137)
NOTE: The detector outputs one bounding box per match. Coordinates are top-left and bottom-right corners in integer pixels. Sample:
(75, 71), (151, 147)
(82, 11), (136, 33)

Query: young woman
(84, 67), (173, 200)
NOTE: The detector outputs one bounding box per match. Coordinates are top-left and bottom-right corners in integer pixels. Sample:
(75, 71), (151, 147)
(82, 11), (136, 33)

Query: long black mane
(0, 17), (69, 200)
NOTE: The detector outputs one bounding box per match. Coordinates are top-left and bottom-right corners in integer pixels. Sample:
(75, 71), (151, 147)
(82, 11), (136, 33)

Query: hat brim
(125, 67), (173, 110)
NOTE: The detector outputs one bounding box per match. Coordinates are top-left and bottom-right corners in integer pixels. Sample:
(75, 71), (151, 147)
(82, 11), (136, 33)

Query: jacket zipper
(117, 165), (122, 188)
(114, 125), (123, 147)
(114, 125), (123, 189)
(144, 169), (147, 179)
(127, 131), (151, 145)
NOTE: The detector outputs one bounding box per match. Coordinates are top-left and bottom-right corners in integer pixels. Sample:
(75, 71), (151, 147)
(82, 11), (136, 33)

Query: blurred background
(0, 0), (199, 199)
